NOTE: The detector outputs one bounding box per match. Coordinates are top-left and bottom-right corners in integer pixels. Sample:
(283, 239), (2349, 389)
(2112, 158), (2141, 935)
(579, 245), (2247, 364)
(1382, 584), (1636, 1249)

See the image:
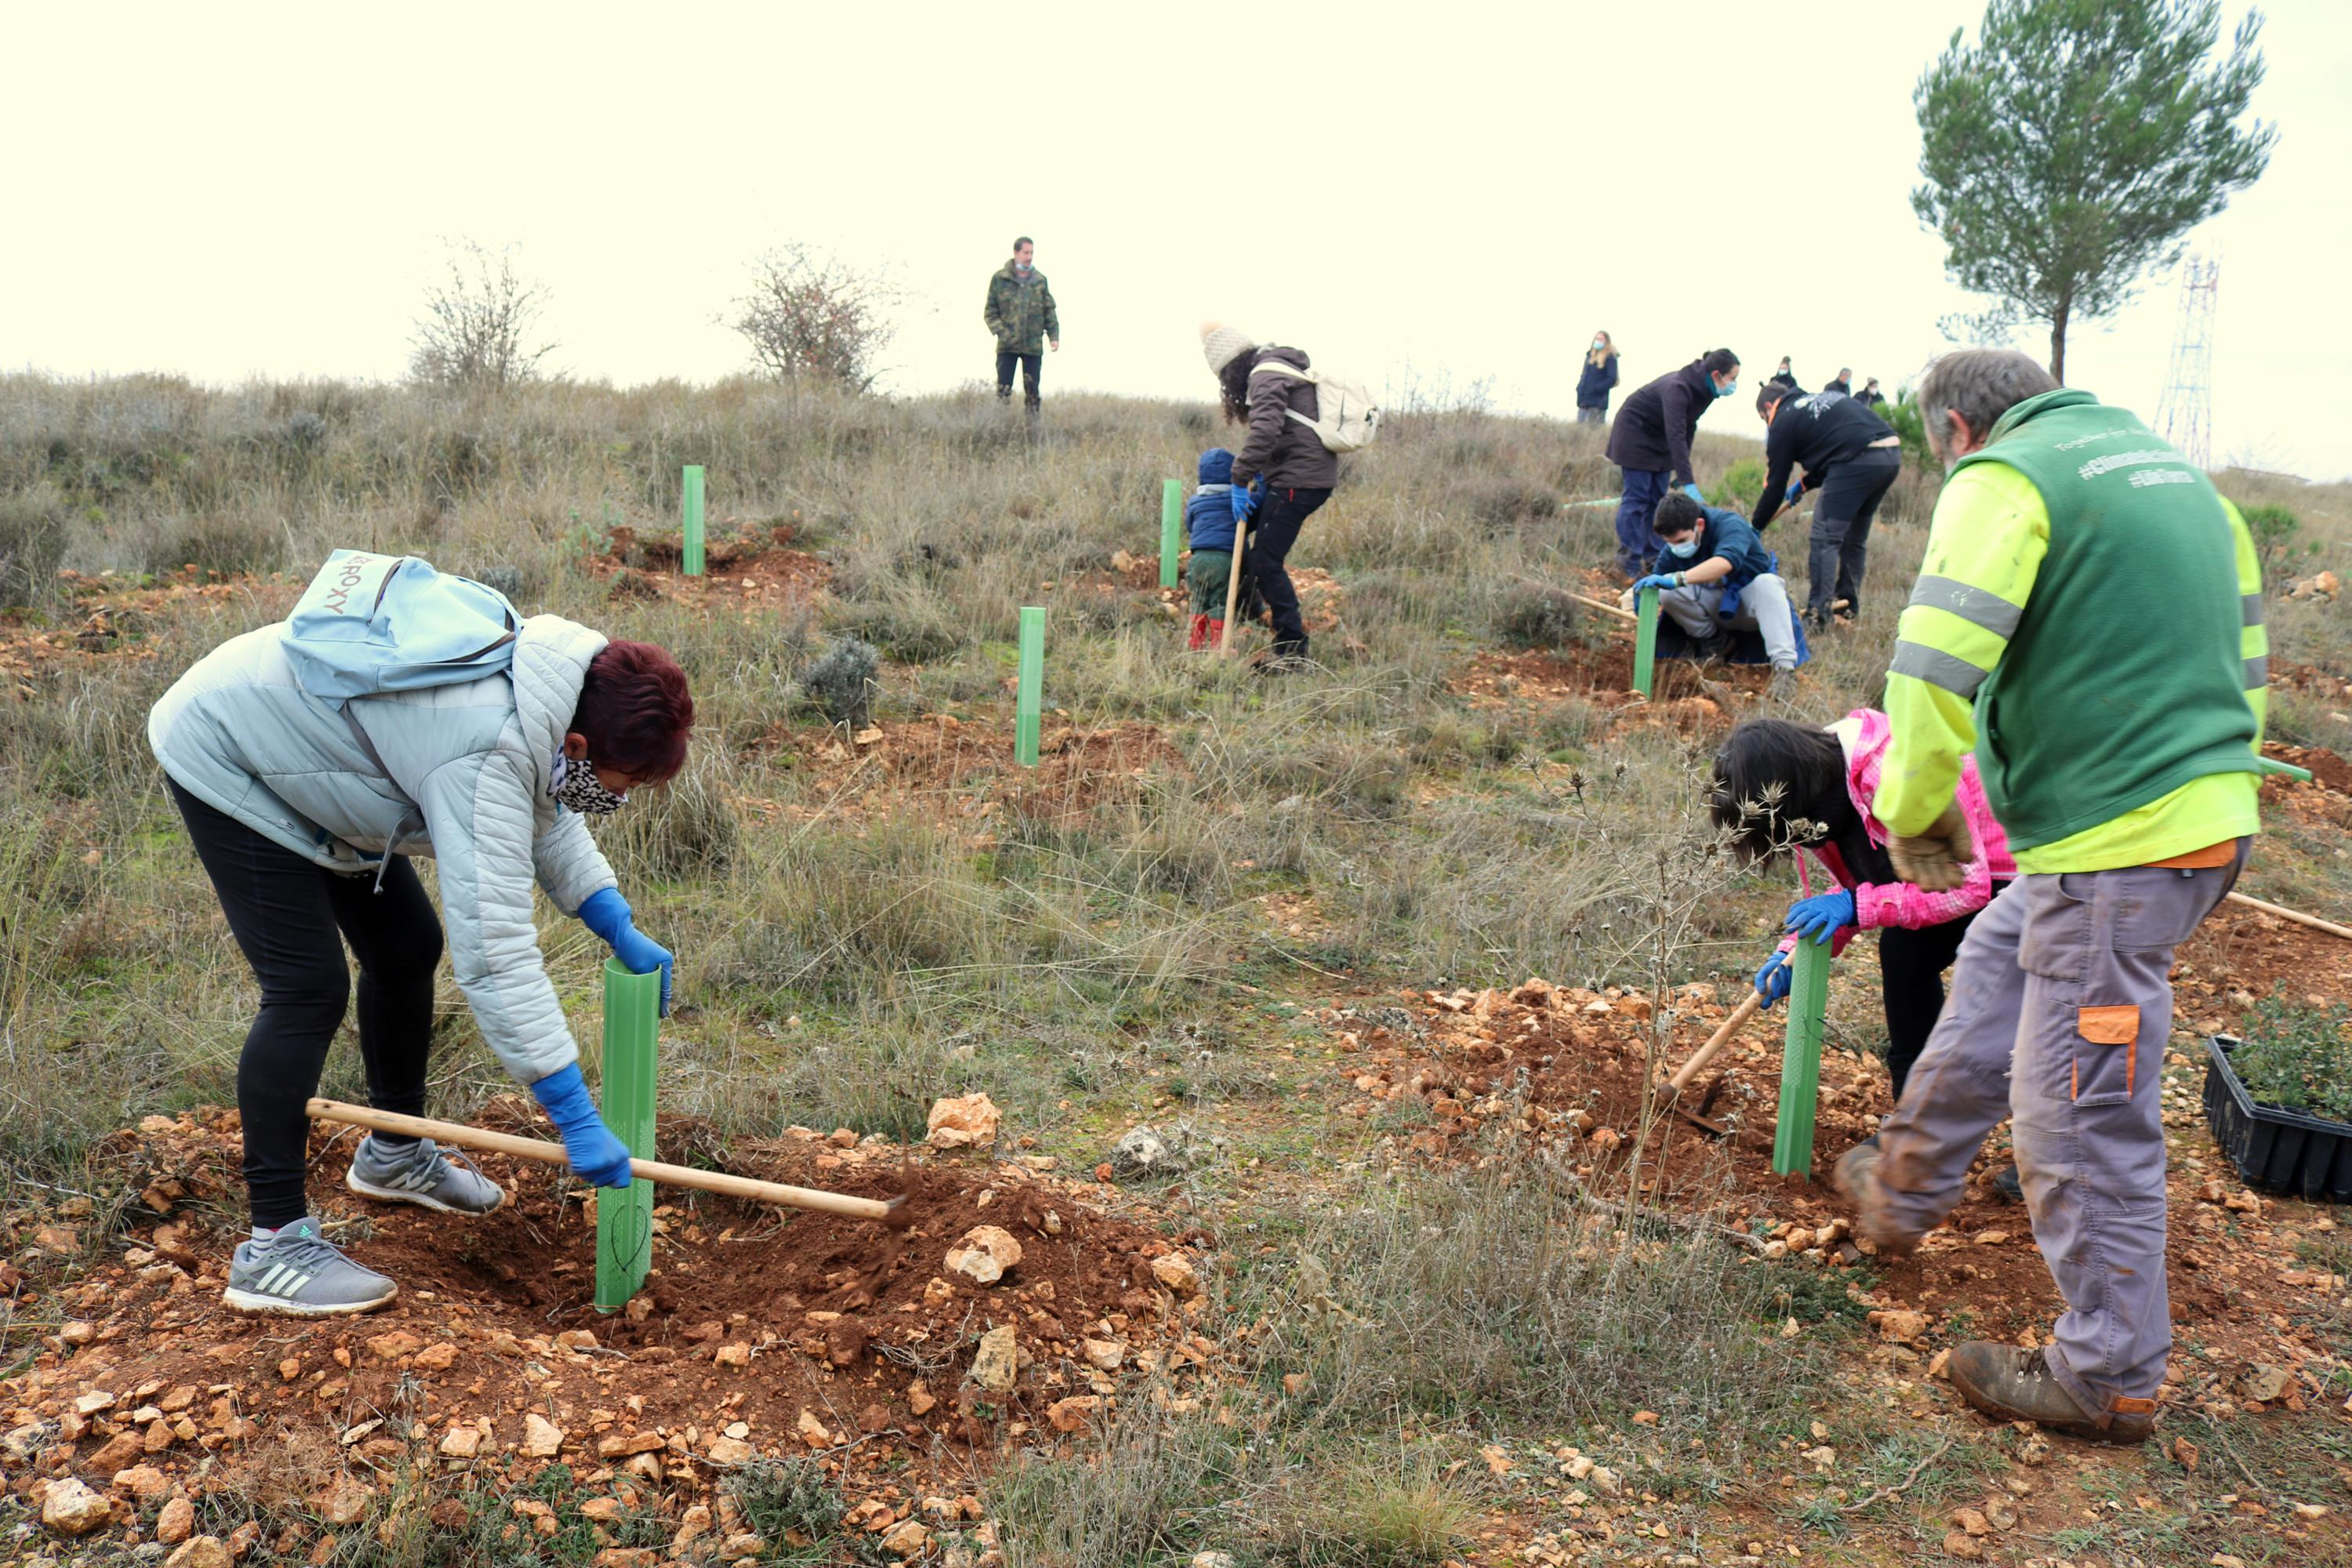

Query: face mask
(1665, 537), (1700, 559)
(551, 753), (629, 816)
(1592, 339), (1606, 350)
(1713, 377), (1737, 399)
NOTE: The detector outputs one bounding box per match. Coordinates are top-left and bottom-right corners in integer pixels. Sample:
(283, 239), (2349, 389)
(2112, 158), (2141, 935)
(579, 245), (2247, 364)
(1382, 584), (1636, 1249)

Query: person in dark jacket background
(983, 238), (1059, 414)
(1604, 348), (1740, 579)
(1202, 321), (1340, 667)
(1858, 377), (1886, 408)
(1575, 332), (1620, 424)
(1825, 367), (1855, 397)
(1180, 447), (1262, 650)
(1750, 383), (1904, 626)
(1769, 357), (1799, 390)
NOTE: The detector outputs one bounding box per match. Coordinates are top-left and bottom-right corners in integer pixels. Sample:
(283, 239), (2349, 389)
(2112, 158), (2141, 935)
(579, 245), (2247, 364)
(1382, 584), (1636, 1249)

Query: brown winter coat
(1230, 347), (1341, 492)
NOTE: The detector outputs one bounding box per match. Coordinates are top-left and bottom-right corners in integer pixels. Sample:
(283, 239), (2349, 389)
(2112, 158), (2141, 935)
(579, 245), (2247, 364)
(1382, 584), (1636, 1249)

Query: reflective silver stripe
(2241, 592), (2265, 627)
(2245, 655), (2268, 688)
(1889, 640), (1992, 699)
(1907, 575), (2024, 640)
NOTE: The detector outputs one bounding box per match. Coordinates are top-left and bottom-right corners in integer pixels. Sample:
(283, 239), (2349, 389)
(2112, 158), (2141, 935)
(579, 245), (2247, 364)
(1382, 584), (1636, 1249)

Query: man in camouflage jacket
(984, 237), (1059, 412)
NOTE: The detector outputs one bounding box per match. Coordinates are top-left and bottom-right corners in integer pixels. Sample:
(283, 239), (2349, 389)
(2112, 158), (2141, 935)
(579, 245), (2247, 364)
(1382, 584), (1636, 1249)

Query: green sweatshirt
(1877, 390), (2265, 872)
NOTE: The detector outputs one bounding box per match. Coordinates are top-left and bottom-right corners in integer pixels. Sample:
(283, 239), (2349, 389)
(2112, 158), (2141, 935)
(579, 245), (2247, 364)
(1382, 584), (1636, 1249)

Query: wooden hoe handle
(307, 1098), (898, 1221)
(1666, 989), (1767, 1094)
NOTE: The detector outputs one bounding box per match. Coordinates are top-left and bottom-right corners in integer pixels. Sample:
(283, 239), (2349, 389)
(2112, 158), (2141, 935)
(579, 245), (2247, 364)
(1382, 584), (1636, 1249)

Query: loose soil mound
(1318, 979), (2350, 1413)
(1, 570), (298, 692)
(750, 717), (1180, 829)
(596, 524), (829, 609)
(2, 1110), (1212, 1552)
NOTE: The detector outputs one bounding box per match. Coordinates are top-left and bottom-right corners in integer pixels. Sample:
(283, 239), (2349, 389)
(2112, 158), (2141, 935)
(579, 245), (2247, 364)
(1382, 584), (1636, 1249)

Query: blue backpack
(281, 550), (521, 702)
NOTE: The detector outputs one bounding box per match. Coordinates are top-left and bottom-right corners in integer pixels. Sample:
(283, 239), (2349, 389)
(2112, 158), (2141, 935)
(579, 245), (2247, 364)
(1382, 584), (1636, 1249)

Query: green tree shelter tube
(1633, 585), (1659, 699)
(682, 465), (706, 577)
(1160, 478), (1182, 590)
(1772, 939), (1830, 1177)
(1015, 607), (1044, 768)
(596, 957), (661, 1311)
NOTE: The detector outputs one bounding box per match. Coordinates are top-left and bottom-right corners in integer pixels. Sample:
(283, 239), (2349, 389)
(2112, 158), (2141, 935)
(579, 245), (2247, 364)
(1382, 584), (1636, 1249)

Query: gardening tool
(1655, 989), (1766, 1136)
(1507, 575), (1639, 625)
(1219, 520), (1250, 655)
(306, 1099), (908, 1224)
(2224, 891), (2352, 942)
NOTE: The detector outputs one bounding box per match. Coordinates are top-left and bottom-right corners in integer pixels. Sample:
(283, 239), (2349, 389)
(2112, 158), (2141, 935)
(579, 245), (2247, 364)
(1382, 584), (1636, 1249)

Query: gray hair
(1916, 350), (2058, 456)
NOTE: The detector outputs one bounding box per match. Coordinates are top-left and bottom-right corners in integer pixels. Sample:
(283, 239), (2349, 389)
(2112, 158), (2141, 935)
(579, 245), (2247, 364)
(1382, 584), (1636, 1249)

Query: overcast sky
(6, 2), (2347, 478)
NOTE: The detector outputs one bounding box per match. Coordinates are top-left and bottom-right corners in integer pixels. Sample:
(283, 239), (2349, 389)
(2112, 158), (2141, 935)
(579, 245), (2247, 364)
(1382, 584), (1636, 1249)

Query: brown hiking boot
(1832, 1138), (1917, 1258)
(1947, 1342), (2155, 1446)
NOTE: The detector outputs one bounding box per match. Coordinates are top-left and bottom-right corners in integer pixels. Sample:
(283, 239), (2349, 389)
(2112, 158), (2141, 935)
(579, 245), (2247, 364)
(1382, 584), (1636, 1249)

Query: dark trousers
(995, 350), (1042, 409)
(1806, 447), (1901, 618)
(1613, 466), (1671, 579)
(1876, 880), (2009, 1104)
(1244, 485), (1330, 657)
(169, 778), (442, 1228)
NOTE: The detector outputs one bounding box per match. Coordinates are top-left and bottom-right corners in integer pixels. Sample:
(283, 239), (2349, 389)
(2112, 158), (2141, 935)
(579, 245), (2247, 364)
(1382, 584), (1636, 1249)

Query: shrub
(728, 243), (904, 394)
(725, 1457), (846, 1548)
(796, 634), (880, 728)
(0, 486), (68, 608)
(2231, 990), (2352, 1122)
(408, 239), (555, 391)
(1260, 1451), (1474, 1568)
(1705, 456), (1766, 512)
(138, 512), (284, 576)
(1490, 583), (1587, 651)
(2241, 503), (2316, 584)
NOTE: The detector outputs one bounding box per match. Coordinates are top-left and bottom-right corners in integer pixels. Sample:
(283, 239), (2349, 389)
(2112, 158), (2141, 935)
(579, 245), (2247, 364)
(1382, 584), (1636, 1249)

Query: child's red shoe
(1204, 619), (1227, 651)
(1186, 614), (1210, 651)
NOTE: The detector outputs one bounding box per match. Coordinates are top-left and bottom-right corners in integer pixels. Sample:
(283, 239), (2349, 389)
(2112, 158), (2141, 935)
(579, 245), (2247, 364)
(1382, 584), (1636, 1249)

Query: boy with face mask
(1621, 488), (1802, 693)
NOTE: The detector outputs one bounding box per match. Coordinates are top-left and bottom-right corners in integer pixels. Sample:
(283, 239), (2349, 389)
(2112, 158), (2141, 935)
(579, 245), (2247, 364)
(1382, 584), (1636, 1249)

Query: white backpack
(1250, 360), (1380, 452)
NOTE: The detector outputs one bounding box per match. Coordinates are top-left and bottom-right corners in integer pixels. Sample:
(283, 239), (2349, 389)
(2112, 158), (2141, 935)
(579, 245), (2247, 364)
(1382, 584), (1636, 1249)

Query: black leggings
(169, 779), (443, 1228)
(1244, 485), (1331, 656)
(1877, 883), (2009, 1104)
(1806, 447), (1902, 618)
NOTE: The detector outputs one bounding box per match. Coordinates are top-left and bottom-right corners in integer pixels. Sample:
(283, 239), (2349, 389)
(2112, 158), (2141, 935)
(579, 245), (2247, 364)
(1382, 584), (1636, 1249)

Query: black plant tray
(2204, 1035), (2352, 1202)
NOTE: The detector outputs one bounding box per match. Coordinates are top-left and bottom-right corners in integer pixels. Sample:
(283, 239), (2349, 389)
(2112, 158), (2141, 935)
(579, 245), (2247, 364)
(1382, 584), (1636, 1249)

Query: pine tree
(1911, 0), (2275, 382)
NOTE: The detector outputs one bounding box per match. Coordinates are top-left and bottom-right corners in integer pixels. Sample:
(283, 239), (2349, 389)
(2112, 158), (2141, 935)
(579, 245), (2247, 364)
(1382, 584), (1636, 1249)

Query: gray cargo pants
(1659, 575), (1798, 669)
(1867, 843), (2245, 1425)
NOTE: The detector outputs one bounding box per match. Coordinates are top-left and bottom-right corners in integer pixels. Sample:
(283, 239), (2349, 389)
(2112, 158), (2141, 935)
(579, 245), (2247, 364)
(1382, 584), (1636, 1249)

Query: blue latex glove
(1630, 573), (1679, 595)
(1784, 888), (1858, 946)
(578, 887), (674, 1015)
(1785, 480), (1804, 507)
(1230, 481), (1259, 524)
(1754, 951), (1792, 1009)
(529, 1063), (633, 1187)
(1681, 483), (1706, 503)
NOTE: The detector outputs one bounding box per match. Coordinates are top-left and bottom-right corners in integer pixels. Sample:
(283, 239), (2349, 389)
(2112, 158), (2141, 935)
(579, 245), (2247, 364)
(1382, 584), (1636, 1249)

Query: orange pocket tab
(2078, 1005), (2139, 1045)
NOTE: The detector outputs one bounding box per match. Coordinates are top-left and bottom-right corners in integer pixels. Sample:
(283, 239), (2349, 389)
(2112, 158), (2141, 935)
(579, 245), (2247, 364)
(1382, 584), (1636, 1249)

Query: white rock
(945, 1225), (1023, 1286)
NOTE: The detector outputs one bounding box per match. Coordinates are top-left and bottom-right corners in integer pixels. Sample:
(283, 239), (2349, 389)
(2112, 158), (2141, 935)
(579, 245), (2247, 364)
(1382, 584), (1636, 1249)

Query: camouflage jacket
(983, 264), (1059, 354)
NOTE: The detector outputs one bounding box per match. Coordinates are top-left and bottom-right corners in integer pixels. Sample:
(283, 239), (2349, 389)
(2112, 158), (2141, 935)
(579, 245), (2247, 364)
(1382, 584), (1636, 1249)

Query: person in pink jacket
(1710, 710), (2018, 1141)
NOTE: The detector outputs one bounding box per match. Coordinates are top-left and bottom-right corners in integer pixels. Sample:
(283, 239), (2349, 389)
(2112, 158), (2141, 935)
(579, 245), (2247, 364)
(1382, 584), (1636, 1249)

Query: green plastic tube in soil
(1015, 606), (1044, 767)
(596, 956), (662, 1311)
(1160, 478), (1182, 590)
(1772, 938), (1830, 1177)
(681, 464), (706, 577)
(1632, 585), (1659, 699)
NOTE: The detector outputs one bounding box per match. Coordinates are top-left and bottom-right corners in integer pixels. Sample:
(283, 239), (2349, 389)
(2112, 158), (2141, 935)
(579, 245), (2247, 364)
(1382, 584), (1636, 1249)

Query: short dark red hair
(575, 640), (694, 783)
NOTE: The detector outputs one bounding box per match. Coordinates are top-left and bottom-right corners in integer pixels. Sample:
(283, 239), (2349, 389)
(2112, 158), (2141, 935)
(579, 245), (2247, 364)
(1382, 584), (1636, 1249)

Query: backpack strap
(1247, 361), (1319, 383)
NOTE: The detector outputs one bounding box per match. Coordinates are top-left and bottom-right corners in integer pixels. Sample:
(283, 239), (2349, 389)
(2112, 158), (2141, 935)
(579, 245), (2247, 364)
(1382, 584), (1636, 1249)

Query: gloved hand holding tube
(578, 888), (673, 1016)
(529, 1064), (633, 1187)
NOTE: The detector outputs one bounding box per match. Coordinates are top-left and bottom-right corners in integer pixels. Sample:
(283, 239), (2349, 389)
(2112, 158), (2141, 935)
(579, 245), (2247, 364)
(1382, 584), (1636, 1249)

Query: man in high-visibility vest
(1838, 348), (2267, 1445)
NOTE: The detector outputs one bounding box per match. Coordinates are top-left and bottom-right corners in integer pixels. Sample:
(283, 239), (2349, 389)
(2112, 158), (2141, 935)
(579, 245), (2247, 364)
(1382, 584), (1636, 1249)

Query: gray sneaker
(223, 1216), (398, 1317)
(345, 1134), (506, 1215)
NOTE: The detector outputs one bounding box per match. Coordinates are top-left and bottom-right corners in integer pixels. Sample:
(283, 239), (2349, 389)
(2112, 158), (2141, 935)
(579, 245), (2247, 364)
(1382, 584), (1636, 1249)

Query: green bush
(2241, 503), (2316, 584)
(2231, 990), (2352, 1122)
(1705, 456), (1765, 512)
(0, 486), (68, 608)
(1880, 388), (1940, 475)
(1490, 583), (1587, 651)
